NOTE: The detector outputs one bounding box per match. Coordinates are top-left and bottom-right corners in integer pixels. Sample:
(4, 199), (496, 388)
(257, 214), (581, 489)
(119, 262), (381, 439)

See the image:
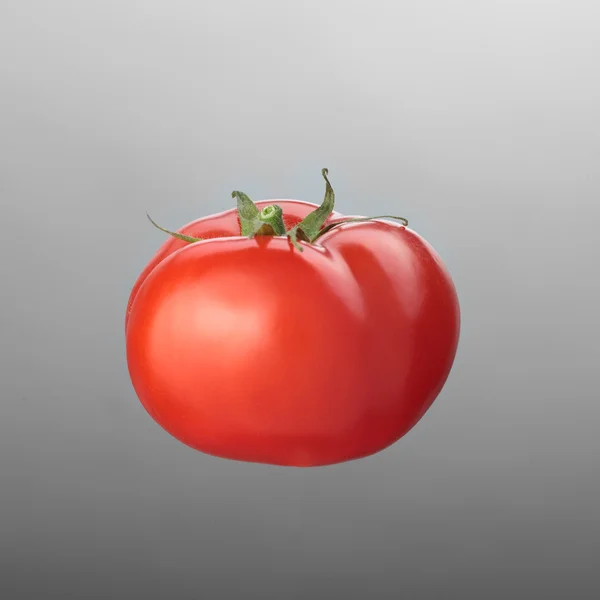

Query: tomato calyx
(145, 168), (409, 251)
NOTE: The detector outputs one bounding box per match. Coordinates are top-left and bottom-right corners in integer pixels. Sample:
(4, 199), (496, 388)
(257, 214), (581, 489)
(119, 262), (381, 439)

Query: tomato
(126, 173), (460, 467)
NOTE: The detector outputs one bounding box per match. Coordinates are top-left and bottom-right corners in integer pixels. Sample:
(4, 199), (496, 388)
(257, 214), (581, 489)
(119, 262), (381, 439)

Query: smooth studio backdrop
(1, 1), (599, 599)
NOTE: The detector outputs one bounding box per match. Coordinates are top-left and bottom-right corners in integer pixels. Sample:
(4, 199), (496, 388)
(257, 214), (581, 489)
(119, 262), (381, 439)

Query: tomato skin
(126, 202), (460, 467)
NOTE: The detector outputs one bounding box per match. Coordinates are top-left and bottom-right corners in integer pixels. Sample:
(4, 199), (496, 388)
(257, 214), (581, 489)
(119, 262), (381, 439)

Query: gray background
(1, 1), (599, 598)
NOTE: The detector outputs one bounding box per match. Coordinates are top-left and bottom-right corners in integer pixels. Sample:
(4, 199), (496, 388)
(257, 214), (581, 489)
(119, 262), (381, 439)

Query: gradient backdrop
(1, 1), (599, 598)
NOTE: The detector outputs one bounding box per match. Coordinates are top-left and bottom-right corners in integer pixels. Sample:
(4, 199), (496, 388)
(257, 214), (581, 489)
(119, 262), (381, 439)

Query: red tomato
(126, 199), (460, 466)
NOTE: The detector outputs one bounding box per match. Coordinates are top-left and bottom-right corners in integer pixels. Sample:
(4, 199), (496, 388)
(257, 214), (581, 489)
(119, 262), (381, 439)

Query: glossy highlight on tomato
(126, 172), (460, 467)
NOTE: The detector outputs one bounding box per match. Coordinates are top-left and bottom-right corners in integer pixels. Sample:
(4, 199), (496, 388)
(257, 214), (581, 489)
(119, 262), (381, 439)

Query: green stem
(257, 205), (286, 235)
(232, 191), (286, 237)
